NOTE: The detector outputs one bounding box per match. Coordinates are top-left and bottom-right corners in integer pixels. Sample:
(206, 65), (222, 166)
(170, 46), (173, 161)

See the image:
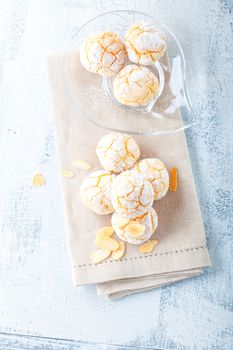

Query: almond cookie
(112, 207), (158, 245)
(111, 170), (154, 218)
(134, 158), (169, 200)
(96, 133), (140, 173)
(80, 31), (126, 77)
(113, 64), (159, 107)
(80, 170), (116, 215)
(125, 22), (167, 65)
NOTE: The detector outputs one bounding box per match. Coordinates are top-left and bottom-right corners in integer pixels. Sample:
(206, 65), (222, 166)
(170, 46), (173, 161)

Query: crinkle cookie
(80, 31), (126, 77)
(125, 22), (167, 65)
(112, 207), (158, 245)
(111, 170), (154, 218)
(134, 158), (169, 200)
(113, 64), (159, 106)
(79, 170), (116, 215)
(96, 133), (140, 173)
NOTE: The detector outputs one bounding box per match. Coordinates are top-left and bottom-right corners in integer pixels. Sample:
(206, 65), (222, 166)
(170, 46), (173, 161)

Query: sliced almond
(125, 223), (145, 238)
(169, 167), (178, 192)
(111, 241), (125, 260)
(115, 217), (130, 228)
(96, 226), (114, 240)
(72, 159), (92, 170)
(32, 173), (46, 187)
(62, 169), (74, 178)
(96, 237), (119, 252)
(89, 249), (111, 264)
(139, 240), (159, 254)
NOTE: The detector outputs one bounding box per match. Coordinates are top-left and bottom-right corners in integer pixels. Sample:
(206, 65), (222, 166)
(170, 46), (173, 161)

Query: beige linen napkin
(48, 52), (211, 299)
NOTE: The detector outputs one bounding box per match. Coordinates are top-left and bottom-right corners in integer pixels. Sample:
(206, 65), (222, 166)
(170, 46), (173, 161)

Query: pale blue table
(0, 0), (232, 349)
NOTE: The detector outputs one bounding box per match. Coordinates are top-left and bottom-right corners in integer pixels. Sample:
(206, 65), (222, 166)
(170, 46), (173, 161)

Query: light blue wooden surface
(0, 0), (232, 349)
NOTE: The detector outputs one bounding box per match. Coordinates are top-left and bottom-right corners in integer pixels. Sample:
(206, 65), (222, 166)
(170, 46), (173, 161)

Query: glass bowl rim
(62, 9), (196, 136)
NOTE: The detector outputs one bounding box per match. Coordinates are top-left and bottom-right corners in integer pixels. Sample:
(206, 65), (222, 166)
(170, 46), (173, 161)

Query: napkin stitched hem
(73, 244), (207, 268)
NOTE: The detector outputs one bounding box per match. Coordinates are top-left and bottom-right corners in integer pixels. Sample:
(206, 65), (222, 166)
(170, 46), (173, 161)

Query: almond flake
(139, 240), (159, 254)
(125, 223), (145, 238)
(90, 249), (111, 264)
(115, 217), (130, 228)
(111, 241), (125, 260)
(96, 226), (114, 240)
(72, 159), (92, 170)
(62, 169), (74, 178)
(96, 237), (119, 252)
(169, 167), (178, 192)
(32, 173), (46, 187)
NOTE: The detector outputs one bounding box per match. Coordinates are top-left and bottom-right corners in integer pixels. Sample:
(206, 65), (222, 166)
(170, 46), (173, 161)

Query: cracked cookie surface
(79, 170), (116, 215)
(96, 133), (140, 173)
(111, 170), (154, 218)
(80, 31), (126, 77)
(125, 22), (167, 65)
(112, 207), (158, 245)
(113, 64), (159, 107)
(134, 158), (169, 200)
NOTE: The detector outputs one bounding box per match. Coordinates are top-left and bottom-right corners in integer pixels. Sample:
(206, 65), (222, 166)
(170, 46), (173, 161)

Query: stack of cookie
(79, 132), (171, 263)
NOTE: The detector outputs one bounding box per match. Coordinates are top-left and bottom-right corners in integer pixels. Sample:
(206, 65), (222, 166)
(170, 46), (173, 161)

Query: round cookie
(79, 170), (116, 215)
(125, 22), (167, 65)
(96, 133), (140, 174)
(134, 158), (169, 200)
(113, 64), (159, 107)
(111, 170), (154, 218)
(80, 31), (126, 77)
(112, 208), (158, 245)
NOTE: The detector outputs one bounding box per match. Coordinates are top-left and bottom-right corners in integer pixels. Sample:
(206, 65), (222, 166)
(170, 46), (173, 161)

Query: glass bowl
(62, 10), (196, 135)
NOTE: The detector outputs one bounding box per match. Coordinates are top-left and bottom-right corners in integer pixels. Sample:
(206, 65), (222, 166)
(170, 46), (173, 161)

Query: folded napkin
(48, 52), (211, 299)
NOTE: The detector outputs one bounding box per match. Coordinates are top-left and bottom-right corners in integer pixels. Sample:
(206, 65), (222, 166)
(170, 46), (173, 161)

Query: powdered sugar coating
(125, 22), (167, 65)
(111, 170), (154, 218)
(80, 31), (126, 77)
(134, 158), (169, 200)
(113, 64), (159, 106)
(112, 208), (158, 245)
(79, 170), (116, 215)
(96, 133), (140, 173)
